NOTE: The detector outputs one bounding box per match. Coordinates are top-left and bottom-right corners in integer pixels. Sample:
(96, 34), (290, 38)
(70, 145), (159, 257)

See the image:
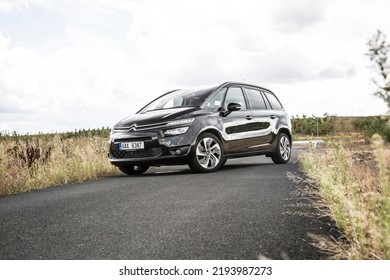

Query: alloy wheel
(279, 135), (291, 161)
(196, 137), (222, 170)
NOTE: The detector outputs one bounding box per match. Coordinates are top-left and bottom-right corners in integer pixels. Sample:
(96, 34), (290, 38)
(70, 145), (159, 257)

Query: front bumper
(108, 131), (193, 166)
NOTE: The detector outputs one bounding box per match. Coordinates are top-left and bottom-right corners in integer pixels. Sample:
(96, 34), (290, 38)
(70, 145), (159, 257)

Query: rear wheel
(271, 132), (291, 164)
(188, 133), (224, 173)
(118, 165), (149, 175)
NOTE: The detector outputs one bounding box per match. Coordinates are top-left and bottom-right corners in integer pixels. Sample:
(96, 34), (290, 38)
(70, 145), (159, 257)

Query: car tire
(118, 165), (149, 175)
(271, 132), (291, 164)
(188, 133), (224, 173)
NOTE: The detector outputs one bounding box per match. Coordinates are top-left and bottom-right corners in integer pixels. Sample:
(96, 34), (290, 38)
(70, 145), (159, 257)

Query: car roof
(217, 81), (274, 93)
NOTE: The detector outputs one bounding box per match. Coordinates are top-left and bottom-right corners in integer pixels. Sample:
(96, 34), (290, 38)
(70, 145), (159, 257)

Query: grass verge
(0, 135), (119, 196)
(299, 135), (390, 259)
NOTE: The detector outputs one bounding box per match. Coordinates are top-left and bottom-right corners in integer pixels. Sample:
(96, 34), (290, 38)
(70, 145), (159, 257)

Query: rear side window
(245, 88), (267, 110)
(263, 91), (283, 110)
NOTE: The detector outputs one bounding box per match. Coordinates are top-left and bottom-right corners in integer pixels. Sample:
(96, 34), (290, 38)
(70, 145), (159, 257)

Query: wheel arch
(197, 128), (223, 143)
(277, 127), (292, 146)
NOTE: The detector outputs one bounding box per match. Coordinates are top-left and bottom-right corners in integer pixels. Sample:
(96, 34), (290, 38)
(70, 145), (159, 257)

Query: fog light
(169, 146), (190, 156)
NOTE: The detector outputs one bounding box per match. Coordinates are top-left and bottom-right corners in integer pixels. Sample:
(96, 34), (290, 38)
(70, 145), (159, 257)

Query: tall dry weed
(300, 136), (390, 259)
(0, 135), (119, 196)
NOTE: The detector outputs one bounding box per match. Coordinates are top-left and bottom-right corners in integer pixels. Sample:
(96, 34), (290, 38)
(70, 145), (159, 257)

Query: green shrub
(353, 116), (390, 142)
(291, 114), (334, 136)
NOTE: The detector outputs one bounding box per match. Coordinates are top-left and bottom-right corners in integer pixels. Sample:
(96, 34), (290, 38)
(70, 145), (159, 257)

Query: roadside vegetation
(0, 128), (119, 196)
(300, 136), (390, 259)
(291, 112), (390, 259)
(298, 30), (390, 259)
(353, 116), (390, 143)
(291, 114), (334, 137)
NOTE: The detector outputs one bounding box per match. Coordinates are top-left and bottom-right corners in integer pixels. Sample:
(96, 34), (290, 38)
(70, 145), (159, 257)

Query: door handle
(246, 115), (253, 120)
(270, 115), (276, 119)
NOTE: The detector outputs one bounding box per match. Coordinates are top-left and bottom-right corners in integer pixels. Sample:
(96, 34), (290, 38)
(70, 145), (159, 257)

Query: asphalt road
(0, 151), (335, 259)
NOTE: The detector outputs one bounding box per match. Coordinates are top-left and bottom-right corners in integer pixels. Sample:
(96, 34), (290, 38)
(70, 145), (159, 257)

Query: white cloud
(0, 32), (9, 49)
(0, 0), (28, 11)
(0, 0), (390, 133)
(125, 0), (317, 86)
(272, 0), (325, 32)
(0, 0), (45, 12)
(0, 35), (164, 132)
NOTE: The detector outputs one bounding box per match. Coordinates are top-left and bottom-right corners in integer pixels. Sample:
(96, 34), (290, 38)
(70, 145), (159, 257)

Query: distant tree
(366, 30), (390, 110)
(291, 114), (334, 136)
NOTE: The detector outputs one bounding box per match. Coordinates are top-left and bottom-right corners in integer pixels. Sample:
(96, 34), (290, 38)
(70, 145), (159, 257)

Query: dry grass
(299, 135), (390, 259)
(0, 135), (119, 196)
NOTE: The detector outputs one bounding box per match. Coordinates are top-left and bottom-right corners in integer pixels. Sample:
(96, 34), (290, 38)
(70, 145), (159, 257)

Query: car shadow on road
(121, 162), (277, 177)
(220, 162), (275, 171)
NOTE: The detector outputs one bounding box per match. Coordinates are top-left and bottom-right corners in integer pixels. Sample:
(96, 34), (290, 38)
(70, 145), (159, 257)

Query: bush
(291, 114), (334, 136)
(353, 116), (390, 142)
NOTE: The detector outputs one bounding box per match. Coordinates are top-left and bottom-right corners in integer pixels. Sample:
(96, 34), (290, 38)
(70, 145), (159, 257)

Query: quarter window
(263, 91), (283, 110)
(245, 88), (267, 110)
(205, 88), (226, 111)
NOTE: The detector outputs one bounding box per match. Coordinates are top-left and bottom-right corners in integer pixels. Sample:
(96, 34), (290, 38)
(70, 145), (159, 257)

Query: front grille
(113, 122), (168, 132)
(110, 143), (162, 159)
(113, 137), (152, 143)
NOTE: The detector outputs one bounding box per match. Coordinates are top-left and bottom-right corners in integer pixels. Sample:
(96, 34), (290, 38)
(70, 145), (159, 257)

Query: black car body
(108, 82), (292, 174)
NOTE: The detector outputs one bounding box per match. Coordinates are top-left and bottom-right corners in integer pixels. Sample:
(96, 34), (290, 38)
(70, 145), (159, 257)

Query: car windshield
(140, 86), (217, 113)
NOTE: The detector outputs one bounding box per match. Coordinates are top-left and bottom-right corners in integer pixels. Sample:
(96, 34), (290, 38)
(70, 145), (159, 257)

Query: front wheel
(188, 133), (224, 173)
(271, 133), (291, 164)
(118, 165), (149, 175)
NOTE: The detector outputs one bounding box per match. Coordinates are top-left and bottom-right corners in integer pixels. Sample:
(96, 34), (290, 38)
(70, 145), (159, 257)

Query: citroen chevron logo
(128, 124), (137, 132)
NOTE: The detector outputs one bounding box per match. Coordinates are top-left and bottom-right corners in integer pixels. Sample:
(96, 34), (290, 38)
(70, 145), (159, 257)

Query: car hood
(114, 107), (200, 128)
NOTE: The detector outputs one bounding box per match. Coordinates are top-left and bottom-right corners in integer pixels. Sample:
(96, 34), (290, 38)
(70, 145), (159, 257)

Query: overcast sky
(0, 0), (389, 133)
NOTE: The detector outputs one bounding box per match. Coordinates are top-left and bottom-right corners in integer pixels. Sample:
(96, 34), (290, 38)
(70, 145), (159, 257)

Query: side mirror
(227, 102), (242, 112)
(221, 102), (242, 117)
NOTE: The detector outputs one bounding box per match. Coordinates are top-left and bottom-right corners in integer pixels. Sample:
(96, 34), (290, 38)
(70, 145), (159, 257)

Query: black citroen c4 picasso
(108, 82), (292, 174)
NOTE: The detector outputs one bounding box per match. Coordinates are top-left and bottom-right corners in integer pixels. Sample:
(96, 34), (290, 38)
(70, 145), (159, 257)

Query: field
(0, 131), (119, 196)
(291, 114), (390, 259)
(299, 135), (390, 259)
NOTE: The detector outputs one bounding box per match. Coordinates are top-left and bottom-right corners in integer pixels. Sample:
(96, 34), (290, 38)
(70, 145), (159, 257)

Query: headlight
(163, 126), (190, 136)
(166, 118), (194, 126)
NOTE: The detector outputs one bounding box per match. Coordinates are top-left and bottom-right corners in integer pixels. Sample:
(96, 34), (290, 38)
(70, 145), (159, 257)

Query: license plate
(119, 141), (144, 150)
